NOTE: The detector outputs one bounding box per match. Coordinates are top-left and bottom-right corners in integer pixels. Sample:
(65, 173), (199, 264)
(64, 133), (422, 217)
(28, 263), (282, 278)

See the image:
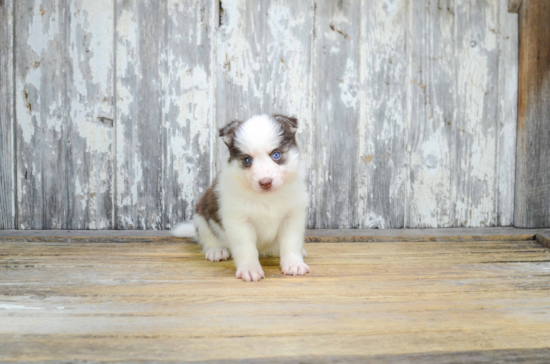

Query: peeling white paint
(9, 0), (518, 230)
(217, 0), (262, 100)
(26, 6), (58, 55)
(339, 58), (358, 109)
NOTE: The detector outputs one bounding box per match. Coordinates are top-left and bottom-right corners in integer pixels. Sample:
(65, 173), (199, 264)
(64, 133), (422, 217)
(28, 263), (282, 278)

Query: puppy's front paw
(236, 264), (265, 282)
(205, 248), (230, 262)
(281, 260), (311, 276)
(281, 262), (311, 276)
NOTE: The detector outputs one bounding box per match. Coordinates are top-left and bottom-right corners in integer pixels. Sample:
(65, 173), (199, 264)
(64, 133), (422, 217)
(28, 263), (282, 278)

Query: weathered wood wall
(0, 0), (521, 229)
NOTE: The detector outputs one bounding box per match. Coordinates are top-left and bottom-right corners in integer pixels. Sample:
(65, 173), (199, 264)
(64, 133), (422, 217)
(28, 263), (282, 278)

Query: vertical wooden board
(514, 0), (550, 228)
(357, 0), (407, 229)
(454, 0), (500, 227)
(115, 1), (164, 229)
(163, 0), (215, 227)
(215, 0), (265, 168)
(215, 0), (313, 199)
(407, 0), (455, 228)
(310, 1), (360, 228)
(216, 0), (265, 121)
(65, 0), (114, 229)
(0, 0), (14, 229)
(497, 0), (518, 226)
(261, 0), (314, 211)
(15, 0), (69, 229)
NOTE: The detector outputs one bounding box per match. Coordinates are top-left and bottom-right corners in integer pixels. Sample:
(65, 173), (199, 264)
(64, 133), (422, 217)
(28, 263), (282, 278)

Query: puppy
(172, 114), (310, 282)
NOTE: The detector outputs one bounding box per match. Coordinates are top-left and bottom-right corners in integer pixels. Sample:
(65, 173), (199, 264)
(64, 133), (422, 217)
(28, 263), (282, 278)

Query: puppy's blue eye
(272, 151), (281, 160)
(243, 157), (253, 166)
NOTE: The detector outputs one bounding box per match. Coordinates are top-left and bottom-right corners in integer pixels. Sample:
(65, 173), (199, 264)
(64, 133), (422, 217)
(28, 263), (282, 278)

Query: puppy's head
(220, 114), (300, 193)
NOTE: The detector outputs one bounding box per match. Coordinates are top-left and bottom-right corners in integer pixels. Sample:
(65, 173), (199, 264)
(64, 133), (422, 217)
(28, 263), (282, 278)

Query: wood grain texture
(163, 0), (216, 228)
(115, 0), (164, 229)
(15, 0), (114, 229)
(357, 0), (407, 229)
(0, 0), (14, 229)
(215, 0), (264, 126)
(407, 0), (455, 228)
(514, 0), (550, 228)
(508, 0), (523, 13)
(1, 239), (550, 361)
(116, 0), (216, 229)
(454, 1), (500, 227)
(497, 0), (519, 227)
(310, 0), (361, 228)
(66, 0), (114, 229)
(215, 0), (313, 170)
(15, 0), (69, 229)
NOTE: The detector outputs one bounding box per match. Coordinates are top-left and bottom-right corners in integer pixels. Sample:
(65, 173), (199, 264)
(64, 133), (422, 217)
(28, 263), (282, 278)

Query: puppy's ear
(273, 114), (298, 134)
(219, 120), (243, 147)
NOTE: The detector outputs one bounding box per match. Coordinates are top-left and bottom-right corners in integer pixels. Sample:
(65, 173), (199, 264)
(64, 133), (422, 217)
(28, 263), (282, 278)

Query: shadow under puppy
(172, 114), (310, 282)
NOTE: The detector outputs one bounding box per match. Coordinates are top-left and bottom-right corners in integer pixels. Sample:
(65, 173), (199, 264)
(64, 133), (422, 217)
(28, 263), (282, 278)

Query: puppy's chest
(243, 201), (291, 243)
(249, 213), (285, 243)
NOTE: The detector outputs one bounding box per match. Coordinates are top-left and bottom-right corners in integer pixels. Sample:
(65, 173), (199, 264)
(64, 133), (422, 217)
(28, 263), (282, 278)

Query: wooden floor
(2, 234), (550, 362)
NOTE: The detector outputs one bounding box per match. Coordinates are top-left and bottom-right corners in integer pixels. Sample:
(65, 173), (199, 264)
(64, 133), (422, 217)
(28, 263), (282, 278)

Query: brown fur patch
(195, 177), (222, 227)
(273, 114), (298, 131)
(219, 120), (249, 165)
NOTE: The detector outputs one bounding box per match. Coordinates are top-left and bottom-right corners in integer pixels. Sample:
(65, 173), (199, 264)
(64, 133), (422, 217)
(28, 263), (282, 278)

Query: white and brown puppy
(172, 114), (310, 282)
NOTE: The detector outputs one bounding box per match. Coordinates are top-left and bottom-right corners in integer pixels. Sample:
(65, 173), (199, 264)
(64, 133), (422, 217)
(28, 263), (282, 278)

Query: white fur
(171, 222), (196, 238)
(174, 115), (310, 282)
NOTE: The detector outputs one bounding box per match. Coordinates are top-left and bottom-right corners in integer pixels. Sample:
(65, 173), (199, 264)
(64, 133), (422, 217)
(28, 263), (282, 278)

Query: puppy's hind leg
(194, 215), (229, 262)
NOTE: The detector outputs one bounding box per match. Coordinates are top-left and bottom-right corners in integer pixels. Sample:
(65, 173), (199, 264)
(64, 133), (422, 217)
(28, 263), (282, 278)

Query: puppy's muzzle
(259, 178), (273, 190)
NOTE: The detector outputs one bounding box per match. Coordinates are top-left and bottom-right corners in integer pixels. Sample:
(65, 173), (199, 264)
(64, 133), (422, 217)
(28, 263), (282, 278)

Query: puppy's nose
(259, 178), (273, 190)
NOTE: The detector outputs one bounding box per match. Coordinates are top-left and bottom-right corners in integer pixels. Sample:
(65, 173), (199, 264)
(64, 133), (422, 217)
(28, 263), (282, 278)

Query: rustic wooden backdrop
(0, 0), (519, 230)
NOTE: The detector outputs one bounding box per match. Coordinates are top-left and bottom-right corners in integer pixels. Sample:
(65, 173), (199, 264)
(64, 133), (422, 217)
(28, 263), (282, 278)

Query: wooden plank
(509, 0), (523, 13)
(309, 0), (361, 228)
(14, 1), (114, 229)
(115, 1), (164, 229)
(15, 0), (69, 229)
(215, 0), (262, 169)
(407, 0), (455, 228)
(0, 0), (14, 229)
(497, 0), (519, 226)
(1, 337), (549, 363)
(260, 0), (314, 213)
(1, 227), (550, 243)
(1, 240), (550, 361)
(65, 0), (114, 229)
(514, 0), (550, 228)
(454, 1), (500, 227)
(215, 0), (313, 174)
(215, 0), (265, 126)
(356, 0), (407, 229)
(116, 1), (216, 229)
(163, 0), (216, 227)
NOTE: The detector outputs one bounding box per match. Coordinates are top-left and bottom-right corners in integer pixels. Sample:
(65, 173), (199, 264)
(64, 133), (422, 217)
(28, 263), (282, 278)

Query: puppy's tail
(171, 222), (196, 238)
